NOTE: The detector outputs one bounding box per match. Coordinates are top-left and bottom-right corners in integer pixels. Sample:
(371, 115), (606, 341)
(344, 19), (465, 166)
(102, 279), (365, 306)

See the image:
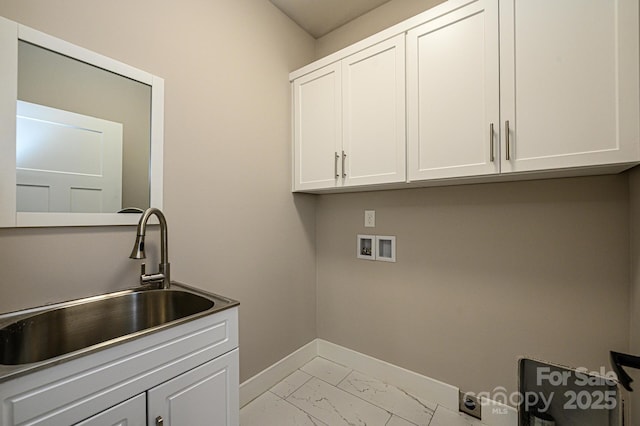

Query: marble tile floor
(241, 356), (487, 426)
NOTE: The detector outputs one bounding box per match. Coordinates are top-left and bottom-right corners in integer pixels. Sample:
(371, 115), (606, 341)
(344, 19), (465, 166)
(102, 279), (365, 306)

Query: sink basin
(0, 288), (219, 366)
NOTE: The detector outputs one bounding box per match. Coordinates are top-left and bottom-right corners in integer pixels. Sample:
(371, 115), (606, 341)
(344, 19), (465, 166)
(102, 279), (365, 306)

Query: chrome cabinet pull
(489, 123), (495, 162)
(342, 150), (347, 178)
(334, 152), (339, 178)
(156, 416), (164, 426)
(505, 120), (511, 161)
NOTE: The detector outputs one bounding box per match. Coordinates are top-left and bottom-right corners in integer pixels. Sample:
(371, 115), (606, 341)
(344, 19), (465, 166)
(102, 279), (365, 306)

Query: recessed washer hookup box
(518, 358), (621, 426)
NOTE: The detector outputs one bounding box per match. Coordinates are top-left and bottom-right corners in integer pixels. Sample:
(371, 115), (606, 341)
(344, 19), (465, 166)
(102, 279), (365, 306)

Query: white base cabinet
(0, 307), (239, 426)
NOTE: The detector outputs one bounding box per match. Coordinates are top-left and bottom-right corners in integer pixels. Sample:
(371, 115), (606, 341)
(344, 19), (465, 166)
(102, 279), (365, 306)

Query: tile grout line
(294, 358), (437, 426)
(299, 360), (435, 426)
(334, 369), (435, 425)
(278, 392), (328, 426)
(276, 368), (315, 399)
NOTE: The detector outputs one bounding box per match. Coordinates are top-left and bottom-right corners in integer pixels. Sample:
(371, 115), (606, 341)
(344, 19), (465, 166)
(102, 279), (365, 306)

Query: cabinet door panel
(500, 0), (640, 172)
(147, 349), (239, 426)
(75, 394), (145, 426)
(293, 64), (342, 191)
(407, 0), (499, 181)
(342, 34), (406, 186)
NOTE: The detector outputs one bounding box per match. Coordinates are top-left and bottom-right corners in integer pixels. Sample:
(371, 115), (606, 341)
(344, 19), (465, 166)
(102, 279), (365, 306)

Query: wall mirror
(0, 16), (164, 227)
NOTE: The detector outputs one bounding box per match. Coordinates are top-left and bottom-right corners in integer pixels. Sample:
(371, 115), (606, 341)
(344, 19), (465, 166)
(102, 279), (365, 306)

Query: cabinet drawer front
(74, 393), (146, 426)
(1, 308), (238, 426)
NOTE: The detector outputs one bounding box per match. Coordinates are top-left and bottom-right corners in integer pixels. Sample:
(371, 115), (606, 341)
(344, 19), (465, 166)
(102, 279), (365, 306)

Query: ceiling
(269, 0), (392, 38)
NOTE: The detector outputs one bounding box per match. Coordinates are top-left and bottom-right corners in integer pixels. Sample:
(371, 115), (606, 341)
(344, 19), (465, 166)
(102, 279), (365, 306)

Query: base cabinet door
(74, 394), (146, 426)
(147, 349), (239, 426)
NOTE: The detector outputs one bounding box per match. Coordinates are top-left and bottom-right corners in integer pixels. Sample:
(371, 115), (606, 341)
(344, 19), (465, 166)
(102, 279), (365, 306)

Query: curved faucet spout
(130, 207), (170, 289)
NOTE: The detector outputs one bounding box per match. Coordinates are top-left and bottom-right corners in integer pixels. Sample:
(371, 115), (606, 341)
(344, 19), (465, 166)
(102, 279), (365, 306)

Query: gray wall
(0, 0), (317, 382)
(316, 176), (630, 396)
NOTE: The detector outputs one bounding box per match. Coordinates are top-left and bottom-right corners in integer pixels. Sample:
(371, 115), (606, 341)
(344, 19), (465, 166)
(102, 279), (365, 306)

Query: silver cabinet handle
(505, 120), (511, 161)
(334, 152), (339, 178)
(342, 150), (347, 178)
(489, 123), (495, 162)
(156, 416), (164, 426)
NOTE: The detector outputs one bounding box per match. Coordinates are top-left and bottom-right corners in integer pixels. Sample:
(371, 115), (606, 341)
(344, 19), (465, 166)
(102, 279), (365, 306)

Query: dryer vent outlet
(459, 391), (482, 420)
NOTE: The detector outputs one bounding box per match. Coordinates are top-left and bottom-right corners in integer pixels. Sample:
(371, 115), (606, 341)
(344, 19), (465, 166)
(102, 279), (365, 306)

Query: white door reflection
(16, 101), (123, 213)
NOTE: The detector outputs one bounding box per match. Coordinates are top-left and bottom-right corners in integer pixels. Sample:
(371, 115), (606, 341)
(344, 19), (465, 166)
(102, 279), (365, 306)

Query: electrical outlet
(364, 210), (375, 227)
(459, 391), (482, 420)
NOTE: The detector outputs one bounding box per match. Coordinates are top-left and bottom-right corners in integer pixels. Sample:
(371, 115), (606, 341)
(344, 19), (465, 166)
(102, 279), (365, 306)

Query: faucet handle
(140, 263), (146, 276)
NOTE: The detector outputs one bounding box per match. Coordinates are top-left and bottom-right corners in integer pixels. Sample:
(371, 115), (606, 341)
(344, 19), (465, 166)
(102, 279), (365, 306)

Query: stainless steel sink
(0, 283), (238, 379)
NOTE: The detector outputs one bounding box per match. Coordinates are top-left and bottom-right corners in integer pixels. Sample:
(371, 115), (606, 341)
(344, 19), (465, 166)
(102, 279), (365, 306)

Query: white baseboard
(239, 339), (317, 407)
(240, 338), (517, 425)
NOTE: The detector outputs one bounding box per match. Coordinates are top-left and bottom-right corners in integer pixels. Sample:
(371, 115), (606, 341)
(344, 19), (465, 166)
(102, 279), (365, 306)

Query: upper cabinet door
(342, 34), (406, 187)
(500, 0), (640, 173)
(407, 0), (500, 181)
(293, 63), (342, 191)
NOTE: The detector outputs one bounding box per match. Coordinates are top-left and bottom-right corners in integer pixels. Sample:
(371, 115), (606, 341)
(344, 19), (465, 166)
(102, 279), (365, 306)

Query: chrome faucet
(129, 207), (171, 289)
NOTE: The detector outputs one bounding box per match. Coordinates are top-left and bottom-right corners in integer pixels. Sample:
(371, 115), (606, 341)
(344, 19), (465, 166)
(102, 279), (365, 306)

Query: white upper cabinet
(342, 35), (406, 187)
(407, 0), (499, 180)
(292, 35), (405, 191)
(499, 0), (640, 172)
(293, 63), (342, 191)
(291, 0), (640, 192)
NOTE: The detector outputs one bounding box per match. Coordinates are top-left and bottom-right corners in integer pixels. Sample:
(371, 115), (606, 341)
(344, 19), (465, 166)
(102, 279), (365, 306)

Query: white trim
(239, 340), (317, 407)
(149, 76), (165, 210)
(0, 17), (165, 227)
(240, 338), (517, 425)
(0, 16), (17, 228)
(18, 25), (153, 85)
(316, 339), (459, 411)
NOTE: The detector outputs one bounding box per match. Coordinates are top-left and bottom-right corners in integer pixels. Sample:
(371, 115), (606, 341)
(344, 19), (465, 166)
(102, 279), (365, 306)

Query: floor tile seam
(334, 369), (437, 423)
(300, 363), (353, 386)
(300, 369), (353, 388)
(286, 377), (394, 425)
(307, 376), (419, 425)
(314, 355), (352, 370)
(426, 405), (439, 426)
(277, 392), (329, 426)
(276, 368), (316, 399)
(299, 358), (438, 425)
(386, 414), (421, 426)
(343, 365), (439, 409)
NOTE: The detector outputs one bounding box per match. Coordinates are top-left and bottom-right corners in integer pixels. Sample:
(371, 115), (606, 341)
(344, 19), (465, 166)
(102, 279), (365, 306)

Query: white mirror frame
(0, 16), (164, 227)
